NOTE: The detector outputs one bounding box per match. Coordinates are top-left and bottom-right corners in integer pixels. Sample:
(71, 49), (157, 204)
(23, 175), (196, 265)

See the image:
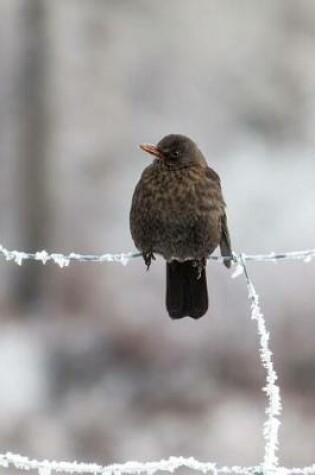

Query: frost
(117, 253), (133, 266)
(50, 254), (70, 268)
(98, 252), (133, 265)
(99, 253), (115, 263)
(268, 251), (278, 263)
(0, 243), (315, 270)
(243, 264), (282, 468)
(2, 451), (315, 474)
(38, 465), (51, 475)
(0, 247), (28, 266)
(69, 252), (83, 261)
(11, 251), (28, 266)
(35, 250), (50, 264)
(0, 243), (314, 473)
(231, 263), (244, 279)
(304, 254), (313, 263)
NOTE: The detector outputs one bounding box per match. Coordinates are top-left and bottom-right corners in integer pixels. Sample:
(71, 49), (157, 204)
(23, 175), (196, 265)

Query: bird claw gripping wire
(192, 258), (206, 280)
(143, 251), (156, 270)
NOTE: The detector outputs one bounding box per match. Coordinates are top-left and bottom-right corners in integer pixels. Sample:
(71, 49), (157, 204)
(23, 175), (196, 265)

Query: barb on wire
(0, 244), (315, 268)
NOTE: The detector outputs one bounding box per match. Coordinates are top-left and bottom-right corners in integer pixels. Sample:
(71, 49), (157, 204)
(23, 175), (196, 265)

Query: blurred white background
(0, 0), (315, 469)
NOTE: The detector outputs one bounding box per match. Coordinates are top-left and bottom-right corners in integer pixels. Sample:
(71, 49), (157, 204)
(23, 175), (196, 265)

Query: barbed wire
(0, 453), (256, 475)
(240, 256), (281, 467)
(0, 243), (314, 268)
(0, 243), (314, 474)
(1, 452), (315, 475)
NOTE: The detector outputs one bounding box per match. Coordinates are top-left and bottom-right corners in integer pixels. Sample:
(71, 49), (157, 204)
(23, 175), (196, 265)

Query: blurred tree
(14, 0), (51, 311)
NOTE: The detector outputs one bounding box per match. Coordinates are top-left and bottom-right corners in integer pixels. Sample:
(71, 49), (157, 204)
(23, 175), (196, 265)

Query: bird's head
(139, 134), (207, 169)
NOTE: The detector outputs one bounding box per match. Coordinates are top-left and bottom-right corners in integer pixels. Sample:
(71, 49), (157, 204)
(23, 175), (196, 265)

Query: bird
(129, 134), (232, 319)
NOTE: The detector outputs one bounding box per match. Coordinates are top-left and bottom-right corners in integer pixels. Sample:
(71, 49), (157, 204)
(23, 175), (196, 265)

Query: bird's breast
(137, 165), (219, 214)
(130, 164), (223, 260)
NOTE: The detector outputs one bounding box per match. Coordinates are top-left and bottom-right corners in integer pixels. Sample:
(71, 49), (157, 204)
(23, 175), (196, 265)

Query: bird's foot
(143, 251), (156, 271)
(192, 258), (206, 280)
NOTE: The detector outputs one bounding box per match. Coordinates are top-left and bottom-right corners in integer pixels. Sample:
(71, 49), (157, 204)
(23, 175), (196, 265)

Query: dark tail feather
(166, 261), (208, 319)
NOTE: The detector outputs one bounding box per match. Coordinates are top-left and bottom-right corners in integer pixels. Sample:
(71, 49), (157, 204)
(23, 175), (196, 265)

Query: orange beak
(139, 143), (164, 159)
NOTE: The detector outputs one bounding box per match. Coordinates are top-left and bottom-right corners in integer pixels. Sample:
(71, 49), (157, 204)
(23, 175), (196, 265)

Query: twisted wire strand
(1, 452), (315, 475)
(240, 256), (282, 467)
(0, 244), (314, 268)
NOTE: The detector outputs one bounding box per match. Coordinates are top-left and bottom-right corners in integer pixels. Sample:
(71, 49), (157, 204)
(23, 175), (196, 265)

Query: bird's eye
(172, 150), (180, 158)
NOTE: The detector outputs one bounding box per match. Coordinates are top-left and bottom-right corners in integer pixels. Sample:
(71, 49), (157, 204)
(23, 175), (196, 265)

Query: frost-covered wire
(0, 453), (251, 475)
(1, 453), (315, 475)
(239, 255), (282, 468)
(0, 244), (142, 267)
(0, 244), (315, 268)
(0, 243), (314, 473)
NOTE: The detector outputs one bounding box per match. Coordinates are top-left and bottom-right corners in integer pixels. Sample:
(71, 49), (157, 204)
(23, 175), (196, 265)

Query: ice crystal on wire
(231, 263), (244, 279)
(11, 251), (28, 266)
(51, 254), (70, 268)
(35, 250), (50, 264)
(38, 465), (51, 475)
(245, 274), (282, 468)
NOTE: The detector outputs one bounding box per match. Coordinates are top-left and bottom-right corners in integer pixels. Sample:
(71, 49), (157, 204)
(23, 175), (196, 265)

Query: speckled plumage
(130, 134), (232, 319)
(130, 162), (225, 261)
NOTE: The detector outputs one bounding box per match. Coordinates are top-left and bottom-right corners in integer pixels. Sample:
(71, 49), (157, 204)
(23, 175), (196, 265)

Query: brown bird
(130, 134), (232, 319)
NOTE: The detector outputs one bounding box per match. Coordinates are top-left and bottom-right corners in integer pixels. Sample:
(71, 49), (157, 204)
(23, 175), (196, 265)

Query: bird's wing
(205, 167), (232, 268)
(205, 166), (221, 185)
(220, 213), (232, 268)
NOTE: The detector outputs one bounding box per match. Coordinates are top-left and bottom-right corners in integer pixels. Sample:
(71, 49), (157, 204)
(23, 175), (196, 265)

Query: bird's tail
(166, 261), (208, 319)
